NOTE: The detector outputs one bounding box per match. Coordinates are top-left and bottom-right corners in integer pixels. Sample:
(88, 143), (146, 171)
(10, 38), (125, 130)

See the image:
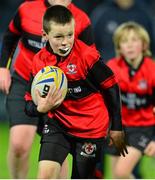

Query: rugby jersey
(25, 39), (120, 138)
(0, 0), (94, 81)
(107, 56), (155, 127)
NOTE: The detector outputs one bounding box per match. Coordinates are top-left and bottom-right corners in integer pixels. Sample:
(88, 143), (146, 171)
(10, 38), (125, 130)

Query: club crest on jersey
(66, 64), (77, 74)
(80, 142), (96, 157)
(138, 80), (147, 90)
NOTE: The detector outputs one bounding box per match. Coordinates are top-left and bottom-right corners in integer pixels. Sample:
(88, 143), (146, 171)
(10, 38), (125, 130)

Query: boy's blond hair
(113, 21), (152, 57)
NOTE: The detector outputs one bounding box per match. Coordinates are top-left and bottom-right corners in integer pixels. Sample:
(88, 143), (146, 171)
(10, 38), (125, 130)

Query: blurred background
(1, 0), (155, 178)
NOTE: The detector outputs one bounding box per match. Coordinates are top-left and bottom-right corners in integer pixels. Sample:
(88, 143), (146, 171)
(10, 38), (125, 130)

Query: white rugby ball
(31, 65), (68, 106)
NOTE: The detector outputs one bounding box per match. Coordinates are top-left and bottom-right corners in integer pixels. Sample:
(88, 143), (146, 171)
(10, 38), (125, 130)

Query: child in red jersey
(0, 0), (95, 178)
(106, 21), (155, 178)
(24, 5), (127, 178)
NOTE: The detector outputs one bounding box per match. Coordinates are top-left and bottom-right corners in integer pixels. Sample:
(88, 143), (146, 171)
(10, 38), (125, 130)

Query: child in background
(107, 21), (155, 179)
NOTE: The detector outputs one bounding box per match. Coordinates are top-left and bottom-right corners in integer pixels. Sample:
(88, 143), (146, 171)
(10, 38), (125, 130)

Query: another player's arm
(89, 59), (128, 156)
(0, 10), (21, 94)
(0, 29), (20, 94)
(0, 9), (22, 68)
(0, 29), (20, 67)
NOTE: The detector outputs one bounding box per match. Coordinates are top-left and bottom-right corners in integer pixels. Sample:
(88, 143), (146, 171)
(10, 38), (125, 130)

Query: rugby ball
(31, 66), (68, 106)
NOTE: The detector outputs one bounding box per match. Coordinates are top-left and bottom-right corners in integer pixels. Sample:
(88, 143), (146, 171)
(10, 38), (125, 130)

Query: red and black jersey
(107, 56), (155, 127)
(25, 39), (118, 138)
(0, 0), (94, 81)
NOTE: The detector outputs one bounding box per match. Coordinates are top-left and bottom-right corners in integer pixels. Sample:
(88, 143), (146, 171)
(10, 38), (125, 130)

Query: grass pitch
(0, 122), (155, 179)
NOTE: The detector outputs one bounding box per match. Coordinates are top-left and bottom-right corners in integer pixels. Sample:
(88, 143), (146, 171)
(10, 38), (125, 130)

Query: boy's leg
(71, 140), (104, 178)
(93, 160), (104, 178)
(38, 160), (61, 178)
(37, 117), (69, 179)
(38, 118), (70, 179)
(59, 157), (69, 178)
(38, 158), (69, 179)
(38, 141), (69, 179)
(93, 149), (105, 179)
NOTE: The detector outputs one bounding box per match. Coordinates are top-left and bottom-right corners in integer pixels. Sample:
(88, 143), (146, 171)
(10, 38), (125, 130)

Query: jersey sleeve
(89, 58), (117, 90)
(89, 58), (122, 130)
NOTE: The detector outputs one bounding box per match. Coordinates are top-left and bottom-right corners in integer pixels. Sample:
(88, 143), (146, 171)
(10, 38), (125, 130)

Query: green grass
(1, 122), (155, 179)
(0, 122), (10, 178)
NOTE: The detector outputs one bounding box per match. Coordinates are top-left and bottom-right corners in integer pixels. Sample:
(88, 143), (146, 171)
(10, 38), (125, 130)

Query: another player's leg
(111, 146), (142, 179)
(6, 72), (39, 178)
(7, 125), (37, 178)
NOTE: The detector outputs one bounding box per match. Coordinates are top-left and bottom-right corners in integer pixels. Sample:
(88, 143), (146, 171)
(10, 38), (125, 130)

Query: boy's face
(119, 29), (144, 61)
(44, 19), (74, 57)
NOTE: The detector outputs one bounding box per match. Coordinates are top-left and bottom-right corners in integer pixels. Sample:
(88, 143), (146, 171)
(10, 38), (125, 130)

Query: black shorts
(6, 71), (39, 127)
(105, 126), (155, 155)
(39, 119), (106, 178)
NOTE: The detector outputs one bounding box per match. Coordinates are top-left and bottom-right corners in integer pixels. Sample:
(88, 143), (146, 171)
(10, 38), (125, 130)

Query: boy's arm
(102, 84), (127, 157)
(102, 84), (122, 130)
(90, 59), (128, 156)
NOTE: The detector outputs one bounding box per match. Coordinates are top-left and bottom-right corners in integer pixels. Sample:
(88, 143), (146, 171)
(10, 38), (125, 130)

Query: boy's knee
(38, 162), (61, 179)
